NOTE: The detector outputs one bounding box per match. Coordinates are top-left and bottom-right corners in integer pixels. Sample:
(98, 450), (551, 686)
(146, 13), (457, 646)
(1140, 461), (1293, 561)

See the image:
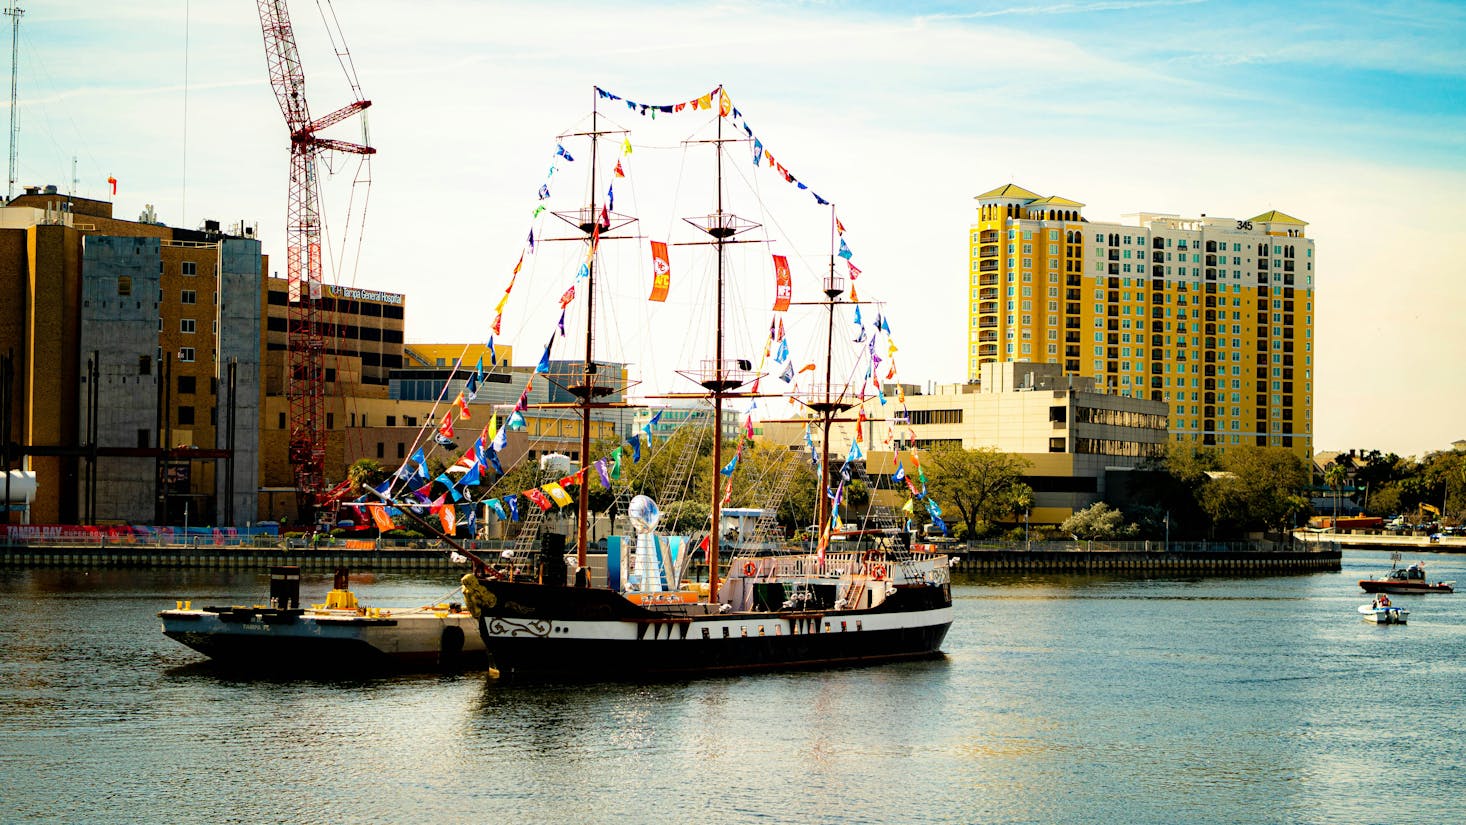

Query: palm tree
(348, 458), (386, 494)
(1324, 463), (1347, 528)
(1008, 485), (1034, 543)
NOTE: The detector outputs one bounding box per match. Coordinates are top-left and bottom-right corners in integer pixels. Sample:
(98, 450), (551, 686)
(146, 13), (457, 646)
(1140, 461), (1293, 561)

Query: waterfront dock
(2, 537), (1342, 575)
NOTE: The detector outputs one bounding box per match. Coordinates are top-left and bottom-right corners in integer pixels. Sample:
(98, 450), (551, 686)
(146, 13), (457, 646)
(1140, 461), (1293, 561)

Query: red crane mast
(256, 0), (374, 526)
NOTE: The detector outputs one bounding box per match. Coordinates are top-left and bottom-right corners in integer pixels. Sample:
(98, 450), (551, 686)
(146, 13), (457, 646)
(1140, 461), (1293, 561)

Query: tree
(922, 445), (1032, 538)
(1061, 502), (1139, 541)
(1005, 484), (1034, 539)
(1216, 445), (1311, 535)
(1324, 463), (1347, 523)
(347, 458), (386, 494)
(1422, 448), (1466, 521)
(1121, 444), (1217, 540)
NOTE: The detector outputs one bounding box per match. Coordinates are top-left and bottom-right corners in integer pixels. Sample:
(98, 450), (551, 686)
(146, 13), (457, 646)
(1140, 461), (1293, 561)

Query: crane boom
(256, 0), (374, 527)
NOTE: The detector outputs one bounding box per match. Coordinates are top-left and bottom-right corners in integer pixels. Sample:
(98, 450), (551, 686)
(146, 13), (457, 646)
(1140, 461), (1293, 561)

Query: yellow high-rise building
(968, 184), (1314, 456)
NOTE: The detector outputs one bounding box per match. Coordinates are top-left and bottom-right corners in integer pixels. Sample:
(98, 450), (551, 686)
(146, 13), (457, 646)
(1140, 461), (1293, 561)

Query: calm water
(2, 550), (1464, 824)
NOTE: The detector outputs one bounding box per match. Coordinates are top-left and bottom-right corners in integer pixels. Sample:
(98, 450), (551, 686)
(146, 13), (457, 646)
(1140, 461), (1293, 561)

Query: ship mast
(548, 91), (633, 583)
(816, 204), (841, 533)
(709, 91), (726, 606)
(678, 86), (759, 605)
(576, 91), (599, 583)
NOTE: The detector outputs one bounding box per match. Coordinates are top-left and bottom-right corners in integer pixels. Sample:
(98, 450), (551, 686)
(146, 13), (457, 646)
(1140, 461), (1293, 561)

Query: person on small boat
(1373, 595), (1391, 609)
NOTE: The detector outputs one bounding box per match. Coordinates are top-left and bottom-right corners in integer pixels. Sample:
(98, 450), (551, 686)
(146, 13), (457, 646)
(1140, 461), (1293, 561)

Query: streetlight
(1164, 511), (1170, 553)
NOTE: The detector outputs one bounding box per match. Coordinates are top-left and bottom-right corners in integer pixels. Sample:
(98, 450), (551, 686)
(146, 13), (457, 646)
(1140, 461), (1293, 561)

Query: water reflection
(2, 551), (1464, 823)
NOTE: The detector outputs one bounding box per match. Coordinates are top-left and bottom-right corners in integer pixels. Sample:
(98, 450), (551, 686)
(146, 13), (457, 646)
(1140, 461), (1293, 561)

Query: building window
(138, 355), (151, 376)
(117, 276), (132, 296)
(181, 261), (197, 276)
(177, 406), (194, 425)
(177, 347), (195, 362)
(180, 319), (196, 334)
(376, 442), (385, 459)
(181, 289), (196, 304)
(178, 376), (196, 394)
(137, 428), (150, 448)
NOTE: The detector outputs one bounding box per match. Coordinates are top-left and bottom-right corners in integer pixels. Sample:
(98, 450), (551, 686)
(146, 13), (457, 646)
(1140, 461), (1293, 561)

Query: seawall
(0, 545), (461, 572)
(3, 541), (1343, 576)
(949, 547), (1341, 575)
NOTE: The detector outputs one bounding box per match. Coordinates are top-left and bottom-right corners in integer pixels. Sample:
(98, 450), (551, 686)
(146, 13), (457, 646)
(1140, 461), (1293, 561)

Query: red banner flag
(439, 411), (455, 439)
(772, 255), (792, 311)
(649, 241), (671, 302)
(524, 487), (553, 511)
(107, 175), (117, 196)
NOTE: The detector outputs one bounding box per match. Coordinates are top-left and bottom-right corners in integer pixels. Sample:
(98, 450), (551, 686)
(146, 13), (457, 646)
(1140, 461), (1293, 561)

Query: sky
(9, 0), (1466, 458)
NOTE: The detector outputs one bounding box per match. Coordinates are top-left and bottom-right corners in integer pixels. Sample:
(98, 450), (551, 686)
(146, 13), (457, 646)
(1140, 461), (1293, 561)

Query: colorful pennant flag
(524, 487), (553, 511)
(370, 504), (395, 533)
(542, 483), (574, 508)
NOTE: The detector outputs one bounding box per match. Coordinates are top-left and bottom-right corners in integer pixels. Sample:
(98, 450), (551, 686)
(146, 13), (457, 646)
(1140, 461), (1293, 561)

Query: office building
(1, 188), (262, 525)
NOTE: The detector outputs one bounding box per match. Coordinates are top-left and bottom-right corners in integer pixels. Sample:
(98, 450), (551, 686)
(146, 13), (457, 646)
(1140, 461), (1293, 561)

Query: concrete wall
(79, 235), (161, 522)
(215, 238), (262, 526)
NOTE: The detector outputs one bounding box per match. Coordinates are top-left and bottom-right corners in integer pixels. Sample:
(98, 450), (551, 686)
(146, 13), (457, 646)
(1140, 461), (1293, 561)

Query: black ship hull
(472, 579), (952, 679)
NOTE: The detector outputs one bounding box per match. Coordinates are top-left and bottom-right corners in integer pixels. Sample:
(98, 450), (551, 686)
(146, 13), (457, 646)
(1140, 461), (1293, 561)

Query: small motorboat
(1359, 559), (1455, 594)
(1358, 596), (1409, 624)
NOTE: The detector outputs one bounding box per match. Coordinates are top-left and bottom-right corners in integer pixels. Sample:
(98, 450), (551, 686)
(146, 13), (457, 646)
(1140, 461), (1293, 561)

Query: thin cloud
(917, 0), (1206, 23)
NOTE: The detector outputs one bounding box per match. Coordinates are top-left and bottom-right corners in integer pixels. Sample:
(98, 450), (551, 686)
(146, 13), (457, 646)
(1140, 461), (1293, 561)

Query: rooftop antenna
(4, 3), (21, 203)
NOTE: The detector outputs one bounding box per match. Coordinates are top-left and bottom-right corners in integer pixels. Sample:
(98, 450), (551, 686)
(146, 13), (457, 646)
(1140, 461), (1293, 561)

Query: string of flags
(594, 84), (836, 210)
(359, 84), (944, 536)
(361, 408), (672, 533)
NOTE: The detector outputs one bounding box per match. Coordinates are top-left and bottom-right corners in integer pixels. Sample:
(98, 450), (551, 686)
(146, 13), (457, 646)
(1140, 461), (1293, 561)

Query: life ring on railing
(742, 561), (757, 577)
(871, 564), (887, 581)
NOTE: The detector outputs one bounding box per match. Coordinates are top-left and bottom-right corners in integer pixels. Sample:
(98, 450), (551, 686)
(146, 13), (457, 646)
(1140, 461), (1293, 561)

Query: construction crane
(256, 0), (374, 527)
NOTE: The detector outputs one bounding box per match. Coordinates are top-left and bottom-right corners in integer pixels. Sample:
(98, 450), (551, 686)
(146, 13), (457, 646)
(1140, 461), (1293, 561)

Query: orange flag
(649, 241), (671, 302)
(439, 504), (456, 536)
(370, 505), (395, 533)
(772, 255), (792, 311)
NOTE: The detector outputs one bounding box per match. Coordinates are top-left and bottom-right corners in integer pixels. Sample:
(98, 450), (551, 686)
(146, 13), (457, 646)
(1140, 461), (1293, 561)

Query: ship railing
(730, 551), (946, 582)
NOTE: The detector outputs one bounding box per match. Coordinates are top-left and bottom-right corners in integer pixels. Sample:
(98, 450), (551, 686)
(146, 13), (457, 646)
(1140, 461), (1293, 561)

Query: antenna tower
(5, 3), (21, 203)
